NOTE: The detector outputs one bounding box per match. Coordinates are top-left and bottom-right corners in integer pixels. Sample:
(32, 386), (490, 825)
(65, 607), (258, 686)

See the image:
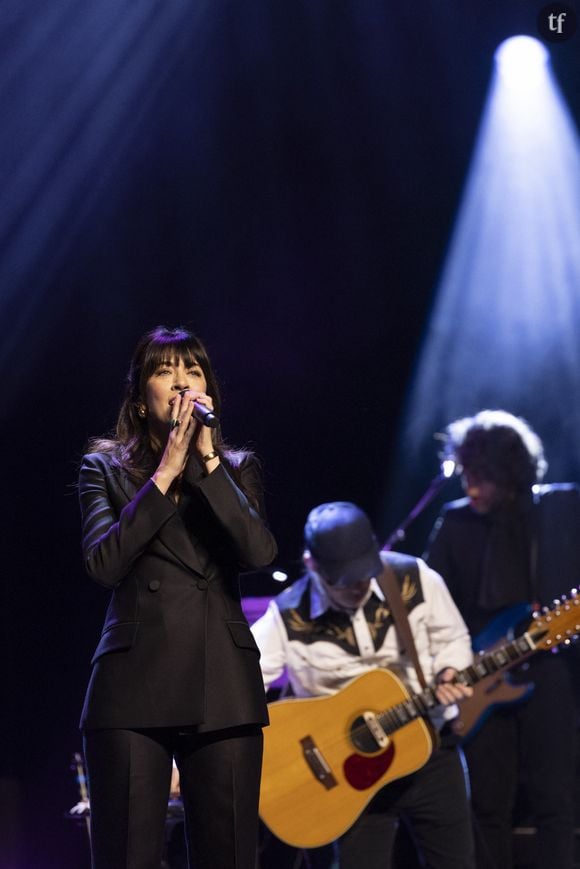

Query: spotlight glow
(272, 570), (289, 583)
(494, 36), (549, 89)
(441, 460), (457, 480)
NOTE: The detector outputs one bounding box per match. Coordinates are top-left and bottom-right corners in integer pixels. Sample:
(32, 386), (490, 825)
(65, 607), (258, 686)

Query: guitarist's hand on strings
(434, 668), (473, 706)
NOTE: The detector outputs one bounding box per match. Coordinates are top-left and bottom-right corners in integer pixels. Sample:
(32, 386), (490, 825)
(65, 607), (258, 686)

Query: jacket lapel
(156, 511), (206, 577)
(115, 467), (206, 578)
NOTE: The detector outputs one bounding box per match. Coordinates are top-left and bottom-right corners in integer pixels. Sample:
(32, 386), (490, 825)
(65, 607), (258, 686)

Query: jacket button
(148, 579), (161, 592)
(196, 578), (208, 590)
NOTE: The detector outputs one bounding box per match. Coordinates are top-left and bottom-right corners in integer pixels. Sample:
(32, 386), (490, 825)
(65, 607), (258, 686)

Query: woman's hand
(178, 389), (216, 459)
(151, 390), (216, 494)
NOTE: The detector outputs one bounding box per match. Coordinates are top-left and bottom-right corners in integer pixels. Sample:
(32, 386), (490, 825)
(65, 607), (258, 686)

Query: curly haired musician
(252, 501), (475, 869)
(425, 410), (580, 869)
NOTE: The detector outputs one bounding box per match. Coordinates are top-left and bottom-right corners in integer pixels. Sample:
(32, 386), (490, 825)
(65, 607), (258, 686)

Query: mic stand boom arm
(382, 470), (453, 552)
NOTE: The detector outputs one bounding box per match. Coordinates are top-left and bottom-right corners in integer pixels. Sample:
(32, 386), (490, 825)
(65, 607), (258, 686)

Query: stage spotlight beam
(384, 35), (580, 534)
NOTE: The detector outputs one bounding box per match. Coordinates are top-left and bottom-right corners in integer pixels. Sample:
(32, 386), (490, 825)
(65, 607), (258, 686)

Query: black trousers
(465, 655), (577, 869)
(83, 724), (263, 869)
(338, 744), (475, 869)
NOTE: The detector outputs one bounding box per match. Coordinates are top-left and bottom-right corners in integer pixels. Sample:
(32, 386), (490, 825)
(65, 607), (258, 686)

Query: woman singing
(79, 325), (277, 869)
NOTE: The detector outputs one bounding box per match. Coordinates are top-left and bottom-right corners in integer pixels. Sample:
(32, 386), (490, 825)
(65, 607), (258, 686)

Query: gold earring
(137, 405), (147, 418)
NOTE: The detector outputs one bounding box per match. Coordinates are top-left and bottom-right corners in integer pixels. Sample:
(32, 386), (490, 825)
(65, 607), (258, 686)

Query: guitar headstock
(526, 589), (580, 650)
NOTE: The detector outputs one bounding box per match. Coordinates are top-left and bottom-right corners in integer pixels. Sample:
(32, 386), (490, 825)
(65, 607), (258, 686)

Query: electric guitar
(259, 591), (579, 849)
(451, 602), (535, 741)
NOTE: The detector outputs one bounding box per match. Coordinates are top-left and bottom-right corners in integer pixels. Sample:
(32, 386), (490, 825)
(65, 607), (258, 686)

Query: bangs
(140, 335), (205, 383)
(128, 325), (219, 412)
(115, 324), (227, 456)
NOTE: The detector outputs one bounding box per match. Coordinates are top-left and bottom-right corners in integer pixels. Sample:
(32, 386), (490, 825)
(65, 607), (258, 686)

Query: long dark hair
(88, 326), (257, 497)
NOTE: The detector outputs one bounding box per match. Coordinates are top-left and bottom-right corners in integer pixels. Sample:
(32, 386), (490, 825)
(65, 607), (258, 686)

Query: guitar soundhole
(350, 714), (383, 753)
(343, 741), (396, 790)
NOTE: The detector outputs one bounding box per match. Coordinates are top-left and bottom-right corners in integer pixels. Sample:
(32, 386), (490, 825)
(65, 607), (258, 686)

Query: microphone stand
(382, 468), (455, 552)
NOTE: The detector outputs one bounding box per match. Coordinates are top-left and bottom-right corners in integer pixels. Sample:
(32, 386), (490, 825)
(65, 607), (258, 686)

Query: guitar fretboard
(376, 630), (538, 735)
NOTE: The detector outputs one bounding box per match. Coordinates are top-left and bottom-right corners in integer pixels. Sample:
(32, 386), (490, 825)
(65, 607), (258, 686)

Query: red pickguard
(343, 742), (396, 790)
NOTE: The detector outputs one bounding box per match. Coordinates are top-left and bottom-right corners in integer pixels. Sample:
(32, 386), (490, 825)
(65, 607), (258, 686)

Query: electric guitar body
(452, 603), (534, 740)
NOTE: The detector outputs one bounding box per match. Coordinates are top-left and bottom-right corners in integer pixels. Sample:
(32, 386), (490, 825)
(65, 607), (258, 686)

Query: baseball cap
(304, 502), (383, 587)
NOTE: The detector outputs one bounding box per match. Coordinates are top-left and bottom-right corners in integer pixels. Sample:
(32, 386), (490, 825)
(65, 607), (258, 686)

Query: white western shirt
(251, 557), (472, 730)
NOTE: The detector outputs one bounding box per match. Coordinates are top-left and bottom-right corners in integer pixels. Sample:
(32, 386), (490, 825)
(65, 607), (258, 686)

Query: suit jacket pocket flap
(226, 620), (260, 655)
(91, 621), (140, 664)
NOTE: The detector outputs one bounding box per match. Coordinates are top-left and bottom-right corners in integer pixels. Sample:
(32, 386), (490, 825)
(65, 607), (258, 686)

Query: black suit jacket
(425, 483), (580, 636)
(79, 451), (277, 731)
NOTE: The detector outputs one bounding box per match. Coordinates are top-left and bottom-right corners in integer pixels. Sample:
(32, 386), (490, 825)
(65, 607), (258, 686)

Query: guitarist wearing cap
(252, 501), (475, 869)
(426, 410), (580, 869)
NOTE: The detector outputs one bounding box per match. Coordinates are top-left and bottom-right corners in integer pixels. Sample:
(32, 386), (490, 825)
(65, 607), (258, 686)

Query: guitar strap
(377, 558), (428, 691)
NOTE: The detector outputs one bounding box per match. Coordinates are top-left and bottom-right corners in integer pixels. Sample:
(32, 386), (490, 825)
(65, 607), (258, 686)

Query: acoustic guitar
(259, 591), (579, 848)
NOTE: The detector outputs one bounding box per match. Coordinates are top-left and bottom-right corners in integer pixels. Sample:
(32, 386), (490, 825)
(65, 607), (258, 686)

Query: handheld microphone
(178, 389), (219, 428)
(193, 401), (219, 429)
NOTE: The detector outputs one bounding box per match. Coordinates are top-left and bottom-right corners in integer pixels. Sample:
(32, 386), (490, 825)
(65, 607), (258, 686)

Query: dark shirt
(425, 484), (580, 637)
(426, 483), (580, 706)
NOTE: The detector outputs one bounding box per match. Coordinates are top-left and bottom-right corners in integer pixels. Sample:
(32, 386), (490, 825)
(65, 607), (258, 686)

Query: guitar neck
(377, 628), (540, 736)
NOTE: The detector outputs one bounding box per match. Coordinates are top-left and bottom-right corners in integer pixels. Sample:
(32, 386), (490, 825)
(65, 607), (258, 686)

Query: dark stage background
(1, 2), (579, 865)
